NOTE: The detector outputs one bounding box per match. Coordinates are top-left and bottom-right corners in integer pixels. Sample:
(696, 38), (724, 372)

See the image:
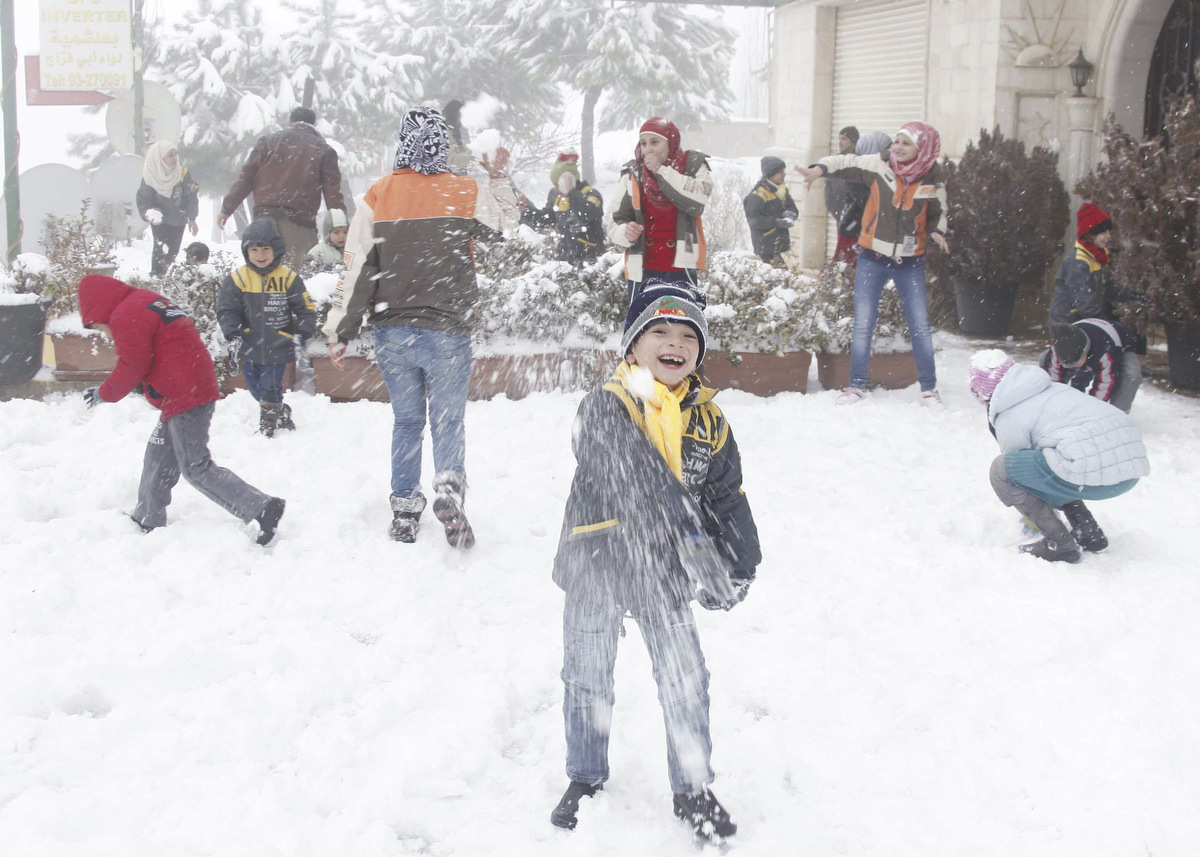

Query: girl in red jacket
(77, 274), (285, 544)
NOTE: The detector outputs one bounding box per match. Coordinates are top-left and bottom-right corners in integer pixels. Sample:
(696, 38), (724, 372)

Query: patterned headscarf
(393, 107), (450, 175)
(891, 121), (941, 182)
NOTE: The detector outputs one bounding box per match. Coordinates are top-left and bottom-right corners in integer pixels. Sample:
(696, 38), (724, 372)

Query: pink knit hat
(967, 349), (1014, 404)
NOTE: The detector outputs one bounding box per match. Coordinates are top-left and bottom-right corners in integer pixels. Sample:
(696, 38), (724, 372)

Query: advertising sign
(38, 0), (133, 92)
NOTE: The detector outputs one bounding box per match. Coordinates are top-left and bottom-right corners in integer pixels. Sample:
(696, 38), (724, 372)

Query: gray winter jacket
(988, 364), (1150, 486)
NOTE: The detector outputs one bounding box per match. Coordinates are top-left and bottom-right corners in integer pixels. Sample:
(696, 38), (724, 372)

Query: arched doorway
(1144, 0), (1200, 136)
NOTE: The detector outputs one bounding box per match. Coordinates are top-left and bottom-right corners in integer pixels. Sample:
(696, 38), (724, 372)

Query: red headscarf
(892, 121), (941, 182)
(636, 117), (689, 207)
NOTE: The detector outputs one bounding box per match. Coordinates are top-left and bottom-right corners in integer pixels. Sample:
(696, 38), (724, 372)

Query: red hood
(78, 275), (135, 326)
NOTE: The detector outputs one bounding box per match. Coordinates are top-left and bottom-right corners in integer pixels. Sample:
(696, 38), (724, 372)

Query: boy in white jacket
(967, 350), (1150, 563)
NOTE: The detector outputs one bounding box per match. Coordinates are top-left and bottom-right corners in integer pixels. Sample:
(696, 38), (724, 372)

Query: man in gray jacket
(968, 349), (1150, 563)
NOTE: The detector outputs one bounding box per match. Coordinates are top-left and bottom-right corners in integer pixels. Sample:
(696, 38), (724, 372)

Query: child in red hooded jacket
(77, 274), (286, 544)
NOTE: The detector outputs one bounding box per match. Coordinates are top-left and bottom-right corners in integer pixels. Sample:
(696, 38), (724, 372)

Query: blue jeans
(373, 324), (472, 499)
(242, 361), (287, 405)
(849, 250), (937, 391)
(561, 596), (714, 795)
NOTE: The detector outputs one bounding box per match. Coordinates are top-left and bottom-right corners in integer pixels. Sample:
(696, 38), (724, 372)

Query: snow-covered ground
(2, 337), (1198, 856)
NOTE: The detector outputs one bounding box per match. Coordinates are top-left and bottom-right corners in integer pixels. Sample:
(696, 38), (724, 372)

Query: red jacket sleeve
(98, 308), (157, 403)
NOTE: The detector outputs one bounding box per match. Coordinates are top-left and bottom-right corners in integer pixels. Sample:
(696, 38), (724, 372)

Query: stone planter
(309, 348), (621, 402)
(701, 350), (811, 395)
(953, 276), (1019, 336)
(469, 349), (618, 400)
(815, 350), (919, 391)
(0, 300), (48, 388)
(51, 332), (116, 381)
(311, 355), (389, 402)
(1163, 322), (1200, 391)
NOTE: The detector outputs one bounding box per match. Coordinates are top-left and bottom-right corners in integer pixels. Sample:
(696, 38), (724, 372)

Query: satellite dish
(91, 155), (147, 243)
(0, 163), (91, 254)
(105, 81), (183, 154)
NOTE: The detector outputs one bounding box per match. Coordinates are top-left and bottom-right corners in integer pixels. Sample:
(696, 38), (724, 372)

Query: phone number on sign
(66, 72), (129, 88)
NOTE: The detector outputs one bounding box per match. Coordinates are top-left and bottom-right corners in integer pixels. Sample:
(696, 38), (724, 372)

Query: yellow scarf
(613, 360), (688, 481)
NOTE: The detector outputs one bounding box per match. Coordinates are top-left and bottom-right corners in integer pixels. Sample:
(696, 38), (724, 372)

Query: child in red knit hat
(1049, 202), (1147, 329)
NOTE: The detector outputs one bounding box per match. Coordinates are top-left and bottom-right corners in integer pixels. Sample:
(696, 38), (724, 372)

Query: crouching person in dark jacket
(77, 275), (286, 544)
(549, 286), (761, 843)
(217, 219), (317, 437)
(1042, 319), (1142, 413)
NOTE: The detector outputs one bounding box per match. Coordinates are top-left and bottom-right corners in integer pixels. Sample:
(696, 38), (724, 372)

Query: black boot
(277, 402), (296, 431)
(390, 494), (427, 543)
(1019, 535), (1082, 563)
(432, 470), (475, 549)
(673, 787), (737, 841)
(255, 497), (286, 545)
(259, 403), (280, 438)
(1059, 500), (1108, 552)
(550, 780), (601, 830)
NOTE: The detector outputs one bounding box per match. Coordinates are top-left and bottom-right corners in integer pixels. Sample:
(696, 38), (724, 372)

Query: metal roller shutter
(827, 0), (930, 257)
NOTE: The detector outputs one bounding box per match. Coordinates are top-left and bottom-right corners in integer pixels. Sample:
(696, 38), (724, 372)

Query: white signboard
(38, 0), (133, 92)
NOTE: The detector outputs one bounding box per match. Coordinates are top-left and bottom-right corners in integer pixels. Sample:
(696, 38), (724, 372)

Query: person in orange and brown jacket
(322, 106), (519, 548)
(796, 121), (950, 406)
(604, 117), (712, 307)
(217, 107), (346, 269)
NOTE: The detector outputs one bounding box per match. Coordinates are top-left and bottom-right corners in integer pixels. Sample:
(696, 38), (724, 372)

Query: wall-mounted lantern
(1069, 48), (1094, 97)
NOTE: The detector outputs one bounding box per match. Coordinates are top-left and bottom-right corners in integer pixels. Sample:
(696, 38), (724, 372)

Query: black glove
(82, 386), (102, 408)
(227, 337), (243, 377)
(697, 572), (753, 611)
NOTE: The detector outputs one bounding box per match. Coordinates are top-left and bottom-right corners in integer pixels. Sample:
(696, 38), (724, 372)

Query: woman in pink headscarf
(796, 121), (950, 405)
(604, 117), (713, 306)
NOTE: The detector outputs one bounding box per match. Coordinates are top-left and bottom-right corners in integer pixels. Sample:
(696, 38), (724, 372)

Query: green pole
(1, 0), (21, 263)
(132, 0), (144, 154)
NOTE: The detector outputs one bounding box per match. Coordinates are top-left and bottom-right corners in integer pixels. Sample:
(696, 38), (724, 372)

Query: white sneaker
(836, 386), (866, 405)
(920, 389), (945, 408)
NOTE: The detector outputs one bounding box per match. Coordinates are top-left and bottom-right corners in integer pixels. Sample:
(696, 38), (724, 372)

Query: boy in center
(549, 286), (761, 843)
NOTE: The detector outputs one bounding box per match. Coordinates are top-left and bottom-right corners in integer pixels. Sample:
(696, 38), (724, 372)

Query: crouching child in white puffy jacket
(967, 349), (1150, 563)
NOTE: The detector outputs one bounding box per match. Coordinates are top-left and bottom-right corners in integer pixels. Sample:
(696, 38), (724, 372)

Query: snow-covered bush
(811, 260), (911, 354)
(926, 127), (1069, 325)
(1076, 97), (1200, 327)
(33, 203), (118, 317)
(1, 253), (52, 297)
(703, 252), (823, 354)
(475, 235), (626, 348)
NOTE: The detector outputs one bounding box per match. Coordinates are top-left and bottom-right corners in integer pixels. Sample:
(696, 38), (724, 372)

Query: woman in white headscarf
(136, 141), (200, 275)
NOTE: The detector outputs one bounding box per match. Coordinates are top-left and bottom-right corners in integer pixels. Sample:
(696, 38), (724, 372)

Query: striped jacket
(604, 153), (712, 282)
(1046, 318), (1134, 403)
(817, 151), (947, 259)
(552, 371), (760, 614)
(322, 169), (519, 342)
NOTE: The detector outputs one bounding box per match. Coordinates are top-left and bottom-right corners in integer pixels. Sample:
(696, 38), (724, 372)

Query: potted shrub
(927, 127), (1069, 335)
(701, 251), (822, 394)
(1076, 96), (1200, 389)
(0, 255), (51, 390)
(811, 260), (919, 391)
(34, 203), (121, 380)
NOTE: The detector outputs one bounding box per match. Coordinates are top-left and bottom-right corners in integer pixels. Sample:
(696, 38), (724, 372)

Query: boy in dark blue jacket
(549, 286), (760, 843)
(217, 220), (317, 436)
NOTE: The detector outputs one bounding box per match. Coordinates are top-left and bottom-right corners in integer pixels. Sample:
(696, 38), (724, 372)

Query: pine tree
(153, 0), (292, 191)
(282, 0), (422, 177)
(480, 0), (735, 180)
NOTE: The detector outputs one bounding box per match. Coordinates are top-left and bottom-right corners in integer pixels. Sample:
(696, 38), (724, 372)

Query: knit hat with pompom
(967, 349), (1015, 404)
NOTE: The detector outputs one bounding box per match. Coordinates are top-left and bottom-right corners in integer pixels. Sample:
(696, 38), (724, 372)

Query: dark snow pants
(133, 402), (271, 528)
